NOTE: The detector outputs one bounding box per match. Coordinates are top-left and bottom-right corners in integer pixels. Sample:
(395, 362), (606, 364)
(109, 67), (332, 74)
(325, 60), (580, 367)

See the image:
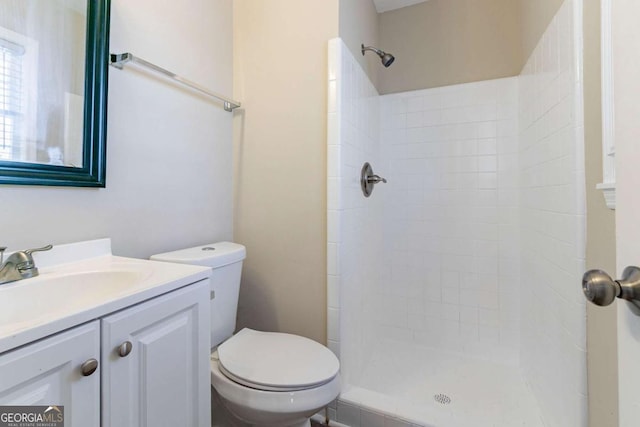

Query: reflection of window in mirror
(0, 27), (37, 163)
(0, 1), (86, 168)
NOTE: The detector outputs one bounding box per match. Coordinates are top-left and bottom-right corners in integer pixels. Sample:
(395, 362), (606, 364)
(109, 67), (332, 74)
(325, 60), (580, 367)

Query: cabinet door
(101, 281), (210, 427)
(0, 321), (100, 427)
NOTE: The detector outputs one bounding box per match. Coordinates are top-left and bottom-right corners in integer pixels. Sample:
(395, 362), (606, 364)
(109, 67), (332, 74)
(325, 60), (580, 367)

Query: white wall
(327, 38), (382, 385)
(378, 78), (520, 364)
(0, 0), (234, 257)
(377, 0), (522, 94)
(518, 0), (587, 425)
(338, 0), (380, 90)
(233, 0), (339, 344)
(583, 0), (618, 424)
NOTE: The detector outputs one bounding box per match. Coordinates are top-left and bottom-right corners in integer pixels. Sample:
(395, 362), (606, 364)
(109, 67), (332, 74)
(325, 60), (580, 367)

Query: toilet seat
(216, 328), (340, 392)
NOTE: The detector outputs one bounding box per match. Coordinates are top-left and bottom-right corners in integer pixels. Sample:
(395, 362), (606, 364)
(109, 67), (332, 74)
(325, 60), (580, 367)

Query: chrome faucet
(0, 245), (53, 285)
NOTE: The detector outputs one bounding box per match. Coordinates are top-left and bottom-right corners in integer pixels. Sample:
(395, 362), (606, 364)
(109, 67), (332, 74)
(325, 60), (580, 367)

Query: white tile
(392, 98), (407, 114)
(328, 178), (342, 210)
(327, 209), (341, 243)
(422, 110), (441, 126)
(478, 155), (497, 172)
(328, 407), (337, 421)
(408, 313), (425, 331)
(479, 325), (500, 344)
(442, 287), (460, 305)
(392, 114), (407, 129)
(327, 243), (339, 276)
(407, 96), (423, 112)
(422, 92), (441, 110)
(327, 274), (340, 308)
(328, 113), (340, 145)
(328, 80), (338, 113)
(424, 302), (442, 318)
(478, 173), (497, 189)
(327, 340), (340, 357)
(441, 304), (460, 321)
(337, 401), (361, 427)
(406, 112), (423, 128)
(460, 306), (479, 324)
(477, 138), (497, 155)
(328, 307), (340, 341)
(460, 289), (479, 307)
(477, 291), (499, 309)
(361, 409), (386, 427)
(328, 145), (341, 178)
(477, 121), (497, 138)
(479, 308), (500, 326)
(384, 417), (413, 427)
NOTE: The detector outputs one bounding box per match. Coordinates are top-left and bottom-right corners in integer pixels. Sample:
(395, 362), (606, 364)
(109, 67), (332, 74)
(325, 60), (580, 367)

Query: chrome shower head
(361, 44), (395, 68)
(380, 52), (395, 67)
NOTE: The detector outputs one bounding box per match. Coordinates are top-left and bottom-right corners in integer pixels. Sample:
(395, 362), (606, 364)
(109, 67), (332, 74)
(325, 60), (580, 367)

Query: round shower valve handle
(582, 266), (640, 309)
(360, 162), (388, 197)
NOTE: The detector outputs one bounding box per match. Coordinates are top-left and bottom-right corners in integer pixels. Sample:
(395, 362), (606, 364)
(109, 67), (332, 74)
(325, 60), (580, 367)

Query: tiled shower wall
(378, 78), (520, 364)
(327, 38), (383, 386)
(518, 0), (587, 425)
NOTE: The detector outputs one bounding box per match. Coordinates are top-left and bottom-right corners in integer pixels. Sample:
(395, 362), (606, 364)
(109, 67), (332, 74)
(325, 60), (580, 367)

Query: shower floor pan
(337, 340), (544, 427)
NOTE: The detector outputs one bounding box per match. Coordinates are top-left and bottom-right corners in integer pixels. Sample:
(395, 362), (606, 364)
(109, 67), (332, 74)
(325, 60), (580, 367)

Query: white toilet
(151, 242), (340, 427)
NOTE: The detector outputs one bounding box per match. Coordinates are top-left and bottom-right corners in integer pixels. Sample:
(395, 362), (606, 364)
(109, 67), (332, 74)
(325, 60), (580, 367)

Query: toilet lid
(217, 328), (339, 391)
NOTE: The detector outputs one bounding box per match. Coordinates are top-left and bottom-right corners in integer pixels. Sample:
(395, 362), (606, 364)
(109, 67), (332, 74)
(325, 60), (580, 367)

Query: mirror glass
(0, 0), (108, 187)
(1, 0), (86, 166)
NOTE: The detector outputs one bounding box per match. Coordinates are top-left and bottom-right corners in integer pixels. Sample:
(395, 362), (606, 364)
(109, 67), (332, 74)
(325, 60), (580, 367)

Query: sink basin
(0, 239), (212, 354)
(0, 269), (150, 331)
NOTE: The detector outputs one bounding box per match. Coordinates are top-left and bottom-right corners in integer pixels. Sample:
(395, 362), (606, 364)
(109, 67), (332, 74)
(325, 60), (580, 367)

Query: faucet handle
(0, 247), (6, 264)
(24, 244), (53, 256)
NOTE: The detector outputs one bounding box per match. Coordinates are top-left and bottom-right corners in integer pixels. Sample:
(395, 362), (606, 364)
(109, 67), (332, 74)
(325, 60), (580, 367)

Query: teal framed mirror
(0, 0), (110, 187)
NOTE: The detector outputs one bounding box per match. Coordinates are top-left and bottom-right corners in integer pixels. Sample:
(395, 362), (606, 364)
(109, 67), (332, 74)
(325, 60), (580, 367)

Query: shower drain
(434, 393), (452, 405)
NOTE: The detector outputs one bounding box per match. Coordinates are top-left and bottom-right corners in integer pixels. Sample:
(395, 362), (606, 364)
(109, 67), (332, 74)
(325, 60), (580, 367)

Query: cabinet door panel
(0, 321), (100, 427)
(101, 281), (210, 427)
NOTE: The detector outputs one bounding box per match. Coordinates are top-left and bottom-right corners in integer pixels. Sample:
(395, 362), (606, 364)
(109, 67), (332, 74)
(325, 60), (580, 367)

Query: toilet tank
(150, 242), (246, 349)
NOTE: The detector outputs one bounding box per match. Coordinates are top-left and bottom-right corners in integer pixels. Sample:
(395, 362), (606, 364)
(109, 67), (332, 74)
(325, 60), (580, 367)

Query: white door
(0, 321), (100, 427)
(100, 281), (210, 427)
(612, 1), (640, 425)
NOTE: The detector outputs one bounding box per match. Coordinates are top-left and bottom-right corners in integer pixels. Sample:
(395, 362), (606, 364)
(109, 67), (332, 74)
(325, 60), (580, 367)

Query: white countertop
(0, 239), (211, 353)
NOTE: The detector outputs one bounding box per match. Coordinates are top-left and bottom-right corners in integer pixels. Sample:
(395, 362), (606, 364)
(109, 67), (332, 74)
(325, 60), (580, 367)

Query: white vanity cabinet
(0, 321), (101, 427)
(0, 279), (210, 427)
(101, 280), (210, 427)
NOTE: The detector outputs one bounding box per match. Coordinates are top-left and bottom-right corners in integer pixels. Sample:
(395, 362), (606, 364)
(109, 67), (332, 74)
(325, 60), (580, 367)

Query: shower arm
(361, 45), (383, 56)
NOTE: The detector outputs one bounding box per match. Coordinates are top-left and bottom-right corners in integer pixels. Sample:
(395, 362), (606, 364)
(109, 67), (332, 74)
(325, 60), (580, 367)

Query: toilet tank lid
(150, 242), (246, 268)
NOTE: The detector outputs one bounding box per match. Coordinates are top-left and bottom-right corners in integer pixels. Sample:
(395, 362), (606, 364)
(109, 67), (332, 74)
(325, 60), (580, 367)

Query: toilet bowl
(211, 329), (340, 427)
(151, 243), (340, 427)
